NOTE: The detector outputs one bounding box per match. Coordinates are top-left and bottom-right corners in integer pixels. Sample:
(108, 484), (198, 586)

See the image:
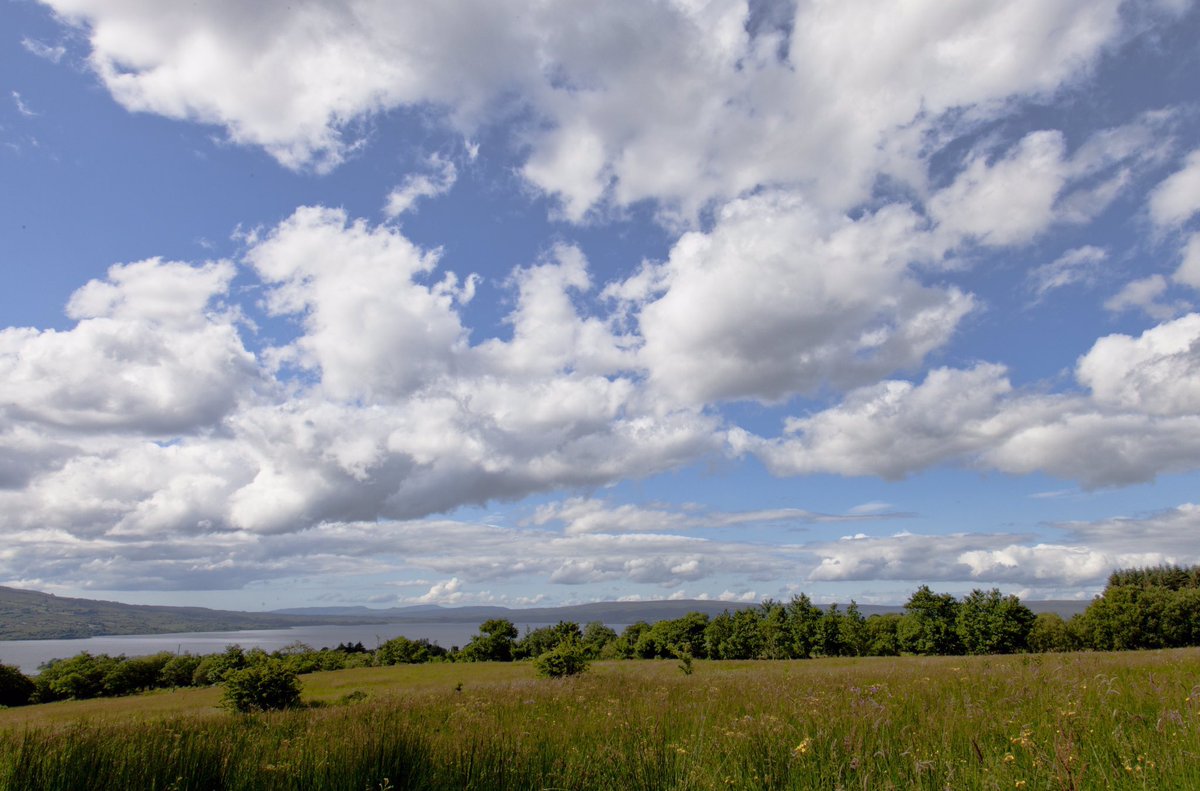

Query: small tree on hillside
(221, 660), (302, 713)
(462, 619), (519, 662)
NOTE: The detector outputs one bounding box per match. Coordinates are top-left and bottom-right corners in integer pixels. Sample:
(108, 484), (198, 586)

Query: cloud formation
(5, 0), (1199, 602)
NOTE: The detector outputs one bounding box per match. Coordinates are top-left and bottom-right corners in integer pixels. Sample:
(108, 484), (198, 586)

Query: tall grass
(2, 650), (1197, 790)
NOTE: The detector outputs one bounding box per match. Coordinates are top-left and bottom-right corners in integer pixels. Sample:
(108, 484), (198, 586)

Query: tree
(0, 663), (34, 708)
(1027, 613), (1074, 653)
(864, 614), (901, 656)
(159, 654), (202, 688)
(900, 586), (962, 655)
(784, 594), (823, 658)
(33, 652), (120, 701)
(815, 604), (848, 657)
(376, 635), (434, 665)
(515, 621), (581, 660)
(635, 613), (709, 659)
(955, 589), (1034, 655)
(839, 602), (870, 657)
(581, 621), (618, 658)
(462, 619), (518, 662)
(221, 660), (302, 713)
(611, 622), (651, 659)
(758, 600), (790, 659)
(533, 638), (589, 678)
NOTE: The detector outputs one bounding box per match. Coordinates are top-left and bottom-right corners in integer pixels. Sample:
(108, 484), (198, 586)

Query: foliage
(514, 621), (581, 660)
(532, 638), (589, 678)
(1026, 612), (1075, 653)
(461, 619), (518, 662)
(0, 664), (34, 708)
(1075, 566), (1200, 651)
(956, 588), (1035, 655)
(634, 612), (709, 659)
(899, 585), (963, 655)
(221, 660), (302, 713)
(580, 621), (617, 658)
(376, 636), (444, 666)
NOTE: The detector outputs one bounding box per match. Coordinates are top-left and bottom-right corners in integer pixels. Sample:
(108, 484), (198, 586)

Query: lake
(0, 622), (599, 675)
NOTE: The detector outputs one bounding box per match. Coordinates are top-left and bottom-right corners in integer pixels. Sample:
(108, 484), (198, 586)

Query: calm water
(0, 622), (589, 675)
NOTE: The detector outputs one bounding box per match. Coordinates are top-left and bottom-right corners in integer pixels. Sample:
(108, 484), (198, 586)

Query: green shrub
(0, 663), (34, 707)
(221, 660), (302, 713)
(533, 638), (589, 678)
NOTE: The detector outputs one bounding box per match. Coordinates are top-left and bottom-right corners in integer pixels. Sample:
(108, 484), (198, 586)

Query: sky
(2, 0), (1200, 612)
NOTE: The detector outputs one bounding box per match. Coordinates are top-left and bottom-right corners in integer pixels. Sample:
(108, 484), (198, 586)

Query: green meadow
(2, 650), (1198, 790)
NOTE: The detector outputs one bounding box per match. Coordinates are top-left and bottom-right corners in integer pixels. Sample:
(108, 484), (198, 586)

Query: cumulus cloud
(384, 154), (458, 218)
(1149, 148), (1200, 228)
(623, 193), (972, 405)
(42, 0), (1137, 217)
(248, 206), (470, 401)
(744, 317), (1200, 487)
(929, 115), (1173, 250)
(929, 131), (1069, 247)
(808, 503), (1200, 588)
(1077, 313), (1200, 416)
(0, 209), (725, 554)
(0, 258), (257, 435)
(9, 1), (1200, 601)
(1104, 275), (1190, 320)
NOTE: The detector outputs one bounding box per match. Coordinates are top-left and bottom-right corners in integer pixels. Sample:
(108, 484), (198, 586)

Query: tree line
(3, 564), (1199, 708)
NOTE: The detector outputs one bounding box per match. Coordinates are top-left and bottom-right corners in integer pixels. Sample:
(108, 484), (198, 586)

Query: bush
(0, 663), (35, 708)
(221, 660), (302, 713)
(533, 638), (589, 678)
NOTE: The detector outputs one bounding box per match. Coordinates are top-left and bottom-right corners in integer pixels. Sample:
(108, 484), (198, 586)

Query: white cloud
(21, 37), (66, 63)
(744, 365), (1016, 479)
(11, 92), (37, 118)
(1149, 148), (1200, 228)
(42, 0), (1134, 216)
(929, 131), (1069, 247)
(808, 503), (1200, 587)
(1176, 234), (1200, 289)
(1104, 274), (1190, 320)
(1077, 313), (1200, 416)
(1028, 246), (1107, 299)
(247, 206), (470, 402)
(384, 154), (458, 218)
(929, 115), (1172, 250)
(626, 192), (972, 405)
(744, 338), (1200, 488)
(413, 577), (465, 604)
(529, 497), (905, 536)
(0, 258), (257, 435)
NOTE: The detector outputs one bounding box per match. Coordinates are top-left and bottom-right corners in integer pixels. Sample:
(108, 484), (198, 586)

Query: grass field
(1, 650), (1198, 790)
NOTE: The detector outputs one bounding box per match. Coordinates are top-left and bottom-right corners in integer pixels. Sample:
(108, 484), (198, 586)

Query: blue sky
(2, 0), (1200, 611)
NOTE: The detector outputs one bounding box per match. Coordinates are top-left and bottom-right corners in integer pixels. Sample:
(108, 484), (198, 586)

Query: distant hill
(1, 585), (1092, 641)
(0, 586), (383, 641)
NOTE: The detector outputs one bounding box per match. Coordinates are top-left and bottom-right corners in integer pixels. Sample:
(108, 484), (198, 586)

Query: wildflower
(1003, 753), (1016, 764)
(794, 738), (812, 756)
(1015, 781), (1027, 789)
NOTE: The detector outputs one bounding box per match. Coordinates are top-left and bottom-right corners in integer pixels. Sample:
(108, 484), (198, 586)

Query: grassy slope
(2, 651), (1198, 790)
